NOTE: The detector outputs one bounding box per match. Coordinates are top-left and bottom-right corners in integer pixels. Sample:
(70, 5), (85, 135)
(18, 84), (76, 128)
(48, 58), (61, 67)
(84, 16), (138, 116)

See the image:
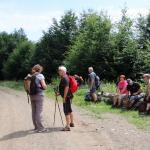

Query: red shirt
(118, 80), (128, 94)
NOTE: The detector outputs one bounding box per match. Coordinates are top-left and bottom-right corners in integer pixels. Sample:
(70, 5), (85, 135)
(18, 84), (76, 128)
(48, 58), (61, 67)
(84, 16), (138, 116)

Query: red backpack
(68, 76), (78, 93)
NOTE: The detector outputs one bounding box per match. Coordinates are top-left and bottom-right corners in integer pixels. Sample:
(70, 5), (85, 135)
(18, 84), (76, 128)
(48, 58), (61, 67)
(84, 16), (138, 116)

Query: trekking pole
(53, 98), (57, 126)
(56, 95), (64, 127)
(53, 86), (64, 127)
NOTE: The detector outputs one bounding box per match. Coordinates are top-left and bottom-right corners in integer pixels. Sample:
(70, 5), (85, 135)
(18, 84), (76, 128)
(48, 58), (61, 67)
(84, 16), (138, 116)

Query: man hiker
(143, 74), (150, 115)
(26, 64), (47, 133)
(57, 66), (74, 131)
(127, 79), (145, 105)
(88, 67), (97, 102)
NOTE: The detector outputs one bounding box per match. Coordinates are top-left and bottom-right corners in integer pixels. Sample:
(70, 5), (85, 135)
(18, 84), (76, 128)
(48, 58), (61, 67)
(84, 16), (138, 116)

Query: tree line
(0, 8), (150, 81)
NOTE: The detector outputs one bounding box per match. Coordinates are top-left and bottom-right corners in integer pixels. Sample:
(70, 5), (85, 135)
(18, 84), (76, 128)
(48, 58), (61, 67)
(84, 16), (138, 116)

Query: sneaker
(61, 126), (70, 131)
(70, 123), (75, 127)
(37, 128), (47, 133)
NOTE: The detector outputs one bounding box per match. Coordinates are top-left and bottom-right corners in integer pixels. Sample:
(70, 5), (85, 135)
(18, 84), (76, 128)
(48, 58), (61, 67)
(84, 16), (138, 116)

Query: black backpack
(30, 75), (38, 95)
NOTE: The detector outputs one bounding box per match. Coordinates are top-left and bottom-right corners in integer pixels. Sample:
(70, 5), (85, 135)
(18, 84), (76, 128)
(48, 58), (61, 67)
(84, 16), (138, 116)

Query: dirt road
(0, 87), (150, 150)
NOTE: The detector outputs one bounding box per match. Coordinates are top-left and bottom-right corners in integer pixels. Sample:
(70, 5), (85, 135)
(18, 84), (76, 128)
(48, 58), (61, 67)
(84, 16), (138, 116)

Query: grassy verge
(0, 81), (24, 90)
(0, 81), (150, 130)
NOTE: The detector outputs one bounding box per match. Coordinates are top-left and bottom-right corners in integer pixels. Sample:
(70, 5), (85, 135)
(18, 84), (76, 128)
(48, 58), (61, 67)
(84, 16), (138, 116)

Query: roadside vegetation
(1, 80), (150, 131)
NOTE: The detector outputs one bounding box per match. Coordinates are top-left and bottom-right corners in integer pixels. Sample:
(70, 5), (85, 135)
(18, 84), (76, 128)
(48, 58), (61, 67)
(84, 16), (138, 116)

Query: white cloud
(0, 10), (63, 41)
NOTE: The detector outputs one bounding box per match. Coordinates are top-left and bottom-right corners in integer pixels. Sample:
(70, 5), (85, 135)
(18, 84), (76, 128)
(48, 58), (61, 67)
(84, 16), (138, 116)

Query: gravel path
(0, 87), (150, 150)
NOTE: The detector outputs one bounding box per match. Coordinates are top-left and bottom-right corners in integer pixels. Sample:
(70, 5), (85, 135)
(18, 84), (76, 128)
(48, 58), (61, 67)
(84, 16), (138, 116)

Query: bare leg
(65, 115), (70, 127)
(70, 112), (74, 124)
(92, 93), (97, 102)
(146, 103), (150, 111)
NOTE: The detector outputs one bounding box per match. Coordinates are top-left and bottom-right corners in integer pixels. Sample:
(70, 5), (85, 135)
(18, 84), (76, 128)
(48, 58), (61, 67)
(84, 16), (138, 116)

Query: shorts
(63, 97), (72, 116)
(129, 93), (145, 101)
(90, 87), (96, 94)
(145, 97), (150, 103)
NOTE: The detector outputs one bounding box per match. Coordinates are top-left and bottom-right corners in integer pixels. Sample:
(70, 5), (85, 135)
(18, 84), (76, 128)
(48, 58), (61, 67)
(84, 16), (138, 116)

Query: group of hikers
(86, 67), (150, 116)
(24, 64), (150, 133)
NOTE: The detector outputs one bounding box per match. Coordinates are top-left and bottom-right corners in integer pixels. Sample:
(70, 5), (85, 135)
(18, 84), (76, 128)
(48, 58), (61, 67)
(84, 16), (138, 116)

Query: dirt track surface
(0, 87), (150, 150)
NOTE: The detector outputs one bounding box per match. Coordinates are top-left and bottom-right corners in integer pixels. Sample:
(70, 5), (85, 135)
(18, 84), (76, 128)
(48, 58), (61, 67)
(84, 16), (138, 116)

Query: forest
(0, 8), (150, 81)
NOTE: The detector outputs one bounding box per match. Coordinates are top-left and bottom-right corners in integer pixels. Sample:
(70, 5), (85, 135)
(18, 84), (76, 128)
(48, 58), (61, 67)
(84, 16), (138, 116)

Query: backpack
(30, 75), (38, 95)
(23, 79), (31, 94)
(68, 76), (78, 93)
(95, 75), (100, 90)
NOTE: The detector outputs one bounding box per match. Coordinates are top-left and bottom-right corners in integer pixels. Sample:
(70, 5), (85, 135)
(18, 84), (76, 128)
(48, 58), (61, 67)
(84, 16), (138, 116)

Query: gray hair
(143, 74), (150, 78)
(58, 66), (67, 73)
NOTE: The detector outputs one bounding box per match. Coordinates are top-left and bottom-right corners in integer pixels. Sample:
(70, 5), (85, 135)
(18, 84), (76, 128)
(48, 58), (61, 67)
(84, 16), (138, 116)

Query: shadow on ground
(0, 127), (62, 141)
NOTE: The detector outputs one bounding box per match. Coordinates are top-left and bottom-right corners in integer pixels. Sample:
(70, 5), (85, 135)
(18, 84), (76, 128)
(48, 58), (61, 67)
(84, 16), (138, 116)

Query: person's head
(143, 74), (150, 83)
(58, 66), (67, 77)
(119, 75), (126, 81)
(127, 79), (133, 85)
(31, 64), (43, 74)
(88, 67), (94, 74)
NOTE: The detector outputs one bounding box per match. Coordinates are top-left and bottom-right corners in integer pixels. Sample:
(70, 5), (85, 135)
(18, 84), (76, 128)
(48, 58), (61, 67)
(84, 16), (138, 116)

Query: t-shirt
(59, 75), (70, 98)
(88, 72), (96, 89)
(127, 82), (140, 96)
(118, 80), (128, 94)
(35, 73), (45, 96)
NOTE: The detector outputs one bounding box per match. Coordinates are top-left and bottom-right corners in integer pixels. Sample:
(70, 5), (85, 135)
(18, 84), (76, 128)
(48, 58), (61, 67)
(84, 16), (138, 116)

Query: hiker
(28, 64), (47, 132)
(74, 74), (84, 87)
(116, 75), (128, 107)
(88, 67), (97, 102)
(57, 66), (74, 131)
(127, 79), (145, 107)
(143, 74), (150, 115)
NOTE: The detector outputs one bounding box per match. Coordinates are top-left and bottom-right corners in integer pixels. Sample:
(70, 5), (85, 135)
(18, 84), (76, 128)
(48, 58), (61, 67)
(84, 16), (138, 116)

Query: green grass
(0, 80), (24, 90)
(0, 80), (150, 130)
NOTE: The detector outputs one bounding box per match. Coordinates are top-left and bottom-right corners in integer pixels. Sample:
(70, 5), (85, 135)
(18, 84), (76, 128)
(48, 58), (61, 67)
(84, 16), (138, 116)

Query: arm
(63, 86), (69, 103)
(133, 89), (142, 96)
(40, 79), (47, 90)
(146, 85), (150, 99)
(90, 78), (94, 89)
(121, 87), (127, 94)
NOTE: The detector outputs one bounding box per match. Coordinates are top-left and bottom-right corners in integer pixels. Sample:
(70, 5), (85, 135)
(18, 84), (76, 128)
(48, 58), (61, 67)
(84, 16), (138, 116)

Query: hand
(63, 98), (66, 103)
(56, 92), (60, 96)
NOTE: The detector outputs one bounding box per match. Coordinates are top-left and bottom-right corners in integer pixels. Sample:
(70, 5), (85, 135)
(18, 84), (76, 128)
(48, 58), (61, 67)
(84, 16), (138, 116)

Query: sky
(0, 0), (149, 41)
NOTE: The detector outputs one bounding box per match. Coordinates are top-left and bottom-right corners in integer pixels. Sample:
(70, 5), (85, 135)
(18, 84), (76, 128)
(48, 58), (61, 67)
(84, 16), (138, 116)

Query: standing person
(29, 64), (47, 133)
(58, 66), (74, 131)
(143, 74), (150, 115)
(117, 75), (128, 107)
(88, 67), (97, 102)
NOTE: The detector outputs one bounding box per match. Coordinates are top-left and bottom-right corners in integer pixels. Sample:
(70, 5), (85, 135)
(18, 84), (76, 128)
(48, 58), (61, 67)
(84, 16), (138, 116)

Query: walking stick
(27, 92), (30, 104)
(53, 98), (57, 126)
(56, 95), (64, 127)
(53, 87), (64, 127)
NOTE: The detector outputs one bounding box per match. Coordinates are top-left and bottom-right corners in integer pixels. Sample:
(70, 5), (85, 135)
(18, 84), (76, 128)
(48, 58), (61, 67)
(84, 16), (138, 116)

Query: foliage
(0, 9), (150, 81)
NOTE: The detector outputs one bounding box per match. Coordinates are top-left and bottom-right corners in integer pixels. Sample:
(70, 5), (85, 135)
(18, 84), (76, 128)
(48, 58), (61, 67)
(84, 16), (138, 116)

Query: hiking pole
(56, 95), (64, 127)
(53, 97), (57, 126)
(27, 92), (30, 104)
(53, 87), (64, 127)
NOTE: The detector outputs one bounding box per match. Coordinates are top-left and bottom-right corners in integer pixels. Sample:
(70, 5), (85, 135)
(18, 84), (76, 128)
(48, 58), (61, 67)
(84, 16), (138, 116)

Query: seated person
(127, 79), (145, 104)
(116, 75), (128, 107)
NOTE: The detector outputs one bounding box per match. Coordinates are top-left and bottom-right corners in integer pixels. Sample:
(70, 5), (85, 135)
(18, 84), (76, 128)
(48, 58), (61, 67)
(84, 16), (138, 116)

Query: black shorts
(144, 97), (150, 103)
(63, 98), (72, 116)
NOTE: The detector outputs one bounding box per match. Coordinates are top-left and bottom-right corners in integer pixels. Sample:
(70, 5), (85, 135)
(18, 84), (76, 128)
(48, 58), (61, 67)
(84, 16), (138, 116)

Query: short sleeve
(37, 74), (45, 81)
(63, 78), (69, 87)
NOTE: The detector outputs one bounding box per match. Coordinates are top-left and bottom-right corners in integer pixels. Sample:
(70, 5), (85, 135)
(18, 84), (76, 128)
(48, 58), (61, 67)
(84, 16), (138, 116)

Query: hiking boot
(61, 126), (70, 131)
(70, 123), (75, 127)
